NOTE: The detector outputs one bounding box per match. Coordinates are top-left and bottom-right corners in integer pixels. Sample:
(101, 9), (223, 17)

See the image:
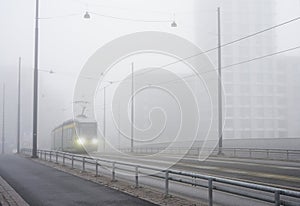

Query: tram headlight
(76, 138), (86, 145)
(92, 138), (98, 145)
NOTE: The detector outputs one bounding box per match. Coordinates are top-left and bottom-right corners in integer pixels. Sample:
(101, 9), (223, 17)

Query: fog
(0, 0), (300, 153)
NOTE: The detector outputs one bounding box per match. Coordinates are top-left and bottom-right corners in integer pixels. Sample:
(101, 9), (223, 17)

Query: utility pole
(118, 103), (121, 150)
(2, 84), (5, 154)
(61, 122), (64, 151)
(217, 7), (223, 155)
(103, 86), (106, 151)
(17, 57), (21, 154)
(32, 0), (39, 158)
(130, 63), (134, 153)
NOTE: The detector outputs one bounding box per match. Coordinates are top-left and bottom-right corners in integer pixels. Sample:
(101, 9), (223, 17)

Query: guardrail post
(55, 152), (58, 163)
(165, 170), (169, 196)
(267, 149), (270, 159)
(63, 154), (65, 165)
(275, 190), (280, 206)
(112, 162), (116, 182)
(135, 166), (139, 188)
(44, 151), (47, 161)
(82, 157), (85, 172)
(208, 178), (213, 206)
(95, 160), (99, 177)
(49, 151), (52, 162)
(71, 155), (74, 169)
(287, 150), (289, 160)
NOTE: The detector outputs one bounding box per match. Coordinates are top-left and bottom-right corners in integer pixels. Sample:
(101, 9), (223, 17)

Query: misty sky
(1, 0), (300, 151)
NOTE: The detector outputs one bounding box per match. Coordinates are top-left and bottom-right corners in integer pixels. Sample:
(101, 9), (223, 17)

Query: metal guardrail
(120, 147), (300, 161)
(21, 148), (300, 206)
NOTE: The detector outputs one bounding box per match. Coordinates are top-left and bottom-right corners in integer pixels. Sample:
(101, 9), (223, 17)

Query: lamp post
(118, 103), (121, 150)
(217, 7), (223, 155)
(131, 63), (134, 153)
(31, 2), (90, 158)
(32, 0), (39, 158)
(102, 82), (113, 152)
(1, 84), (5, 155)
(17, 57), (21, 154)
(103, 86), (106, 151)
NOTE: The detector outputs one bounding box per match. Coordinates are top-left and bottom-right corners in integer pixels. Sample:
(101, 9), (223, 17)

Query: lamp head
(84, 11), (90, 19)
(171, 21), (177, 27)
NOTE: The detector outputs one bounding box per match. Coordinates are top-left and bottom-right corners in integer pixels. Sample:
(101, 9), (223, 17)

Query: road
(79, 152), (299, 206)
(0, 155), (156, 206)
(94, 153), (300, 191)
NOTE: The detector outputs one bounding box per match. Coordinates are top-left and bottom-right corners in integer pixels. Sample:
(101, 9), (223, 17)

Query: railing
(21, 148), (300, 206)
(120, 147), (300, 161)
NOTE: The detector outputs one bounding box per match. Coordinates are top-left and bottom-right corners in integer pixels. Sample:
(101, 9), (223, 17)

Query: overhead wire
(153, 45), (300, 86)
(132, 15), (300, 78)
(90, 11), (171, 23)
(37, 14), (300, 90)
(96, 15), (300, 88)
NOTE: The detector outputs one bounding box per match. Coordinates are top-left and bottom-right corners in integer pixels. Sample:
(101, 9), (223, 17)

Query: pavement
(0, 175), (29, 206)
(0, 155), (157, 206)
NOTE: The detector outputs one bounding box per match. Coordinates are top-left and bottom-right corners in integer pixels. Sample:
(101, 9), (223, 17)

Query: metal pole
(217, 7), (223, 155)
(32, 0), (39, 158)
(17, 57), (21, 154)
(135, 166), (139, 188)
(131, 62), (134, 152)
(165, 170), (169, 196)
(208, 178), (213, 206)
(112, 162), (116, 181)
(118, 103), (121, 150)
(103, 86), (106, 151)
(1, 84), (5, 154)
(275, 190), (280, 206)
(61, 122), (64, 151)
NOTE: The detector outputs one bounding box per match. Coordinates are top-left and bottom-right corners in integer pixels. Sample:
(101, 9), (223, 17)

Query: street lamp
(84, 11), (90, 19)
(32, 0), (91, 158)
(32, 0), (39, 158)
(217, 7), (223, 155)
(1, 84), (5, 155)
(17, 57), (21, 154)
(171, 13), (177, 27)
(171, 21), (177, 27)
(131, 63), (134, 153)
(102, 81), (113, 152)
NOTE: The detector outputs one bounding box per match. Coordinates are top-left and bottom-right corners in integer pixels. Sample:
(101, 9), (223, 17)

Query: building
(194, 0), (292, 141)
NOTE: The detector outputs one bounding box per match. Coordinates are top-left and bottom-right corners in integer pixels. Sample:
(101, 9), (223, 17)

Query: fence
(21, 148), (300, 206)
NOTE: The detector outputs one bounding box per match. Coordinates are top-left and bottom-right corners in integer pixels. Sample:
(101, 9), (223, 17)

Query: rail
(21, 148), (300, 206)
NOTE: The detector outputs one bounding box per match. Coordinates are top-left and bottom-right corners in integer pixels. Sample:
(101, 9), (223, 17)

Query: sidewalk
(0, 175), (29, 206)
(0, 155), (156, 206)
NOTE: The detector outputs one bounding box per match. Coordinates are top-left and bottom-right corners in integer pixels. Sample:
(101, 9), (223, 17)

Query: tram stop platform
(0, 155), (156, 206)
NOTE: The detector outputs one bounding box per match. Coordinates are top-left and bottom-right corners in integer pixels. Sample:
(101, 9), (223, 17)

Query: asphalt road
(0, 155), (156, 206)
(93, 153), (300, 191)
